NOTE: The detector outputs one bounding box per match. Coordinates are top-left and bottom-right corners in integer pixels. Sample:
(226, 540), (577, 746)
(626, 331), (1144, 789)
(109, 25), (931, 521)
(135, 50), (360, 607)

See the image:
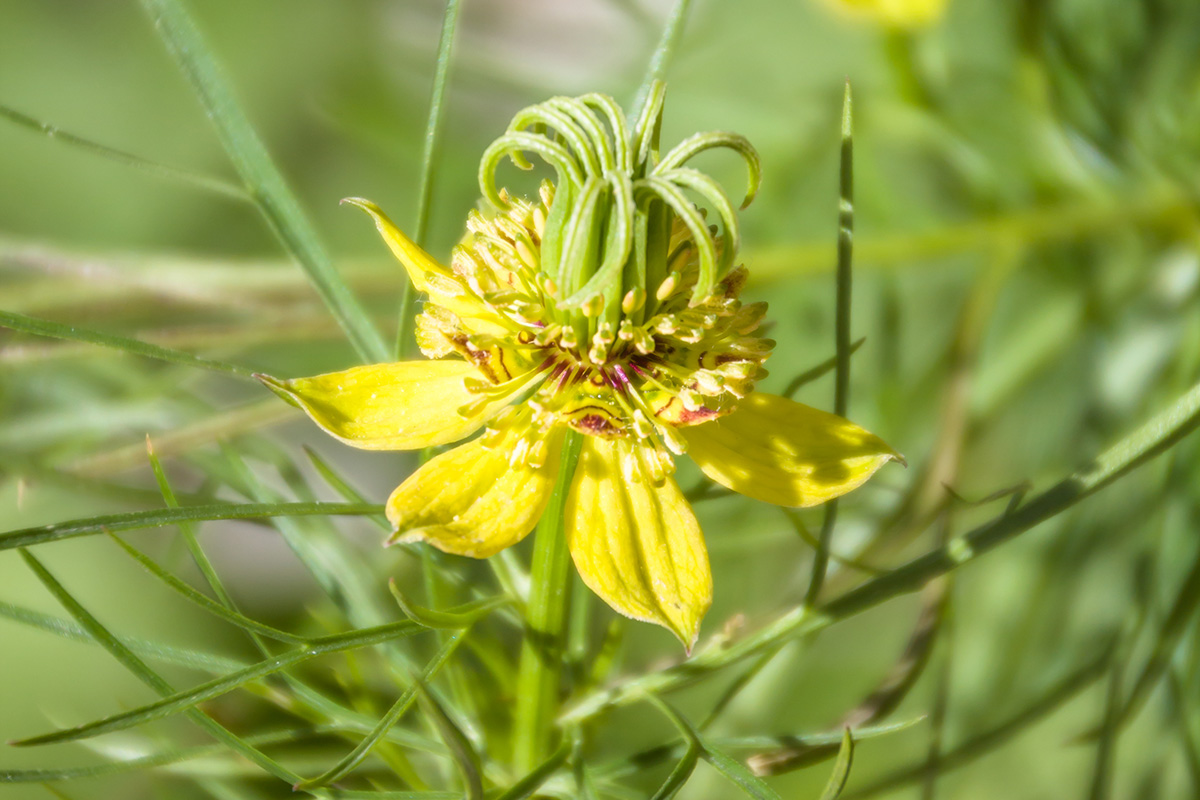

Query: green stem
(513, 431), (583, 773)
(397, 0), (464, 361)
(630, 0), (693, 115)
(805, 81), (854, 609)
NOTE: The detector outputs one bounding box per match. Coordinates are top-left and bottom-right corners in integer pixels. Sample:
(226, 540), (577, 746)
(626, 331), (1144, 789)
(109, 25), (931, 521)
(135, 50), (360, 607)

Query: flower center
(416, 188), (773, 458)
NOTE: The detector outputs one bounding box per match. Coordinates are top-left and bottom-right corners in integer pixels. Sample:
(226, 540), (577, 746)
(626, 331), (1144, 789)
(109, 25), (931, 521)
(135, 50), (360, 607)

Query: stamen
(655, 271), (680, 302)
(622, 287), (645, 314)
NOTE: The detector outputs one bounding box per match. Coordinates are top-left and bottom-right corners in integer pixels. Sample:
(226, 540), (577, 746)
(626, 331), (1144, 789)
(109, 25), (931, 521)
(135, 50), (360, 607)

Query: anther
(516, 240), (538, 270)
(582, 294), (605, 317)
(656, 271), (680, 302)
(622, 287), (645, 314)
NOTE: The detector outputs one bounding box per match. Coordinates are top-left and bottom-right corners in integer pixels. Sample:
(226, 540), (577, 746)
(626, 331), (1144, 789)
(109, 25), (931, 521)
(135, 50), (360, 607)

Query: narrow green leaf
(0, 726), (339, 783)
(12, 617), (429, 747)
(650, 740), (700, 800)
(0, 502), (381, 551)
(784, 511), (882, 577)
(1087, 657), (1123, 800)
(0, 102), (251, 202)
(389, 579), (508, 629)
(147, 440), (239, 611)
(717, 718), (925, 752)
(702, 745), (781, 800)
(0, 310), (256, 378)
(138, 0), (389, 363)
(700, 643), (784, 732)
(494, 739), (571, 800)
(844, 649), (1112, 799)
(394, 0), (463, 359)
(817, 730), (854, 800)
(1112, 544), (1200, 731)
(413, 0), (462, 247)
(0, 600), (246, 673)
(107, 532), (305, 643)
(150, 441), (424, 766)
(782, 339), (866, 399)
(645, 694), (781, 800)
(220, 447), (409, 654)
(596, 719), (922, 784)
(16, 550), (303, 785)
(303, 446), (390, 531)
(416, 680), (484, 800)
(294, 633), (466, 790)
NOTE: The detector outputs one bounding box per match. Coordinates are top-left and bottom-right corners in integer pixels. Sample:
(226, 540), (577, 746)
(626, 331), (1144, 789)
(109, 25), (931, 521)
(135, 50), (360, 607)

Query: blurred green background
(3, 0), (1200, 798)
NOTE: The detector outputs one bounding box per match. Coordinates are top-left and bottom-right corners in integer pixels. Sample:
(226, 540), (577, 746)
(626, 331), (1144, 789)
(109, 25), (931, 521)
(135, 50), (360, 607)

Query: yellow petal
(566, 437), (711, 649)
(341, 198), (446, 294)
(683, 392), (901, 508)
(258, 360), (498, 451)
(386, 429), (563, 558)
(343, 197), (506, 336)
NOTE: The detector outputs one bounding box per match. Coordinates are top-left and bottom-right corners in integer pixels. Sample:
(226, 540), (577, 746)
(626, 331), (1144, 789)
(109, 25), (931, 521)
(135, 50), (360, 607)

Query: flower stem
(513, 431), (583, 774)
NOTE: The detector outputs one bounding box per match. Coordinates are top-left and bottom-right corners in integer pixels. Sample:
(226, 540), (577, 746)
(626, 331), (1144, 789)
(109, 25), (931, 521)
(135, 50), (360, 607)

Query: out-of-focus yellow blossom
(825, 0), (948, 28)
(260, 84), (901, 649)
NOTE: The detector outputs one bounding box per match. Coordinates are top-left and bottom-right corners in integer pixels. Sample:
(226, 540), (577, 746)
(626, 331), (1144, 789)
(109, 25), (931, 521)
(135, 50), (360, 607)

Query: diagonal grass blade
(138, 0), (389, 363)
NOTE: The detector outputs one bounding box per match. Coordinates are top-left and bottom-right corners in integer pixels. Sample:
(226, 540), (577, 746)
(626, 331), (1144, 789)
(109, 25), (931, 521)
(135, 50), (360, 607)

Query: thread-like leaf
(294, 633), (466, 790)
(844, 649), (1113, 799)
(17, 550), (303, 784)
(0, 310), (256, 378)
(0, 502), (381, 551)
(0, 726), (343, 783)
(389, 580), (509, 629)
(107, 532), (304, 643)
(649, 739), (700, 800)
(0, 600), (246, 673)
(12, 617), (430, 747)
(495, 739), (571, 800)
(416, 680), (484, 800)
(816, 729), (854, 800)
(782, 339), (866, 398)
(645, 694), (781, 800)
(0, 102), (250, 202)
(138, 0), (389, 362)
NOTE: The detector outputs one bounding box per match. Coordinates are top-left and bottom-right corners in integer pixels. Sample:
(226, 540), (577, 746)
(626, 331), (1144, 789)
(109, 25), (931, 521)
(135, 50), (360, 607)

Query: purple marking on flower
(611, 364), (634, 392)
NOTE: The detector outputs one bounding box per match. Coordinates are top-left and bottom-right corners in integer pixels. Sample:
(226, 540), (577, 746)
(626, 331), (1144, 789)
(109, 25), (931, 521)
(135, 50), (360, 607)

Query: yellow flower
(259, 84), (900, 648)
(825, 0), (948, 28)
